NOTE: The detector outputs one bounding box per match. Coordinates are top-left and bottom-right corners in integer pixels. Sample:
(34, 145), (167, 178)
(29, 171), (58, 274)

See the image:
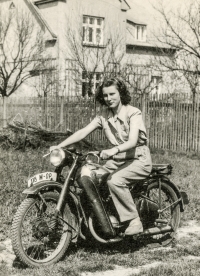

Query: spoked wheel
(11, 192), (72, 268)
(147, 179), (181, 246)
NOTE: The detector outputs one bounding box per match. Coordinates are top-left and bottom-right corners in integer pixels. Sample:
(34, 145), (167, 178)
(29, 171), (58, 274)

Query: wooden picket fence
(0, 92), (199, 152)
(147, 93), (200, 152)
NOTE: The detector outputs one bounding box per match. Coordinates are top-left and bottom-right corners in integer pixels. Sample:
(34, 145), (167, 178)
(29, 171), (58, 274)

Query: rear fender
(149, 176), (185, 212)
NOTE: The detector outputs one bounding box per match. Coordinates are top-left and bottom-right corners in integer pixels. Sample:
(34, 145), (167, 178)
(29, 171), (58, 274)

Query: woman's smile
(103, 85), (122, 113)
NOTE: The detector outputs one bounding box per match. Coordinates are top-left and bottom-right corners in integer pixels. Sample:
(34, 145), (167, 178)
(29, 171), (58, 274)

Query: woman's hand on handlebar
(100, 147), (118, 160)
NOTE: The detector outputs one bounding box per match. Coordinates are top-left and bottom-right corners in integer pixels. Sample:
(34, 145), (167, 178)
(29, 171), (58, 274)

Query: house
(0, 0), (174, 97)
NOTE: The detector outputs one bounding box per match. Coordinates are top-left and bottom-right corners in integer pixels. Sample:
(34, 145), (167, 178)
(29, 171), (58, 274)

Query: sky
(127, 0), (194, 38)
(128, 0), (193, 20)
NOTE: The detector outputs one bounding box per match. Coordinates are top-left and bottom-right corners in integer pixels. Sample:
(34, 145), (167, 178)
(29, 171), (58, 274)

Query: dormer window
(135, 25), (146, 42)
(126, 20), (147, 43)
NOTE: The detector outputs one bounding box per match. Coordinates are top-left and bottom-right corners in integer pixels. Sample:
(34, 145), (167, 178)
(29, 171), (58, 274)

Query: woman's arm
(115, 126), (139, 153)
(100, 115), (140, 159)
(50, 121), (99, 150)
(100, 128), (139, 159)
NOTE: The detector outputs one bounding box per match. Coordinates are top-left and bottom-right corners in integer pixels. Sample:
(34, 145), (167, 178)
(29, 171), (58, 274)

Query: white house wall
(35, 0), (127, 58)
(0, 0), (170, 97)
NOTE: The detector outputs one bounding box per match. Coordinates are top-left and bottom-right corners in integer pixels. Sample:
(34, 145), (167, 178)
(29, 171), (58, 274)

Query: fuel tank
(77, 164), (116, 238)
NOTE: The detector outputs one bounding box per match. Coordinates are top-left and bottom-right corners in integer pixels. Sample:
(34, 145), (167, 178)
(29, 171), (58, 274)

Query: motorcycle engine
(137, 198), (159, 229)
(109, 215), (120, 228)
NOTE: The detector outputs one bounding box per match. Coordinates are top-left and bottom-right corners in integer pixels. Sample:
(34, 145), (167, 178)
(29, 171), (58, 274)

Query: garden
(0, 128), (199, 276)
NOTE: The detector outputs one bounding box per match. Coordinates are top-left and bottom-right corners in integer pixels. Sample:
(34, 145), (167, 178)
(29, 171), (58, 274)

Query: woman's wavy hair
(95, 77), (131, 106)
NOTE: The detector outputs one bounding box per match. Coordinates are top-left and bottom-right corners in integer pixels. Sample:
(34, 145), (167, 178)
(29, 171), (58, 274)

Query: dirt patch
(0, 238), (15, 268)
(0, 220), (200, 275)
(177, 220), (200, 240)
(82, 262), (162, 276)
(82, 220), (200, 276)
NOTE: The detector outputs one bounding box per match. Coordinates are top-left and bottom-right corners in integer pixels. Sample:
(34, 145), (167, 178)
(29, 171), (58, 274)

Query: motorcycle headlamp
(50, 148), (65, 167)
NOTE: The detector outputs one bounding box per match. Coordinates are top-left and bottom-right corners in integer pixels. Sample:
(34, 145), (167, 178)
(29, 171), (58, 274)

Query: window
(135, 25), (146, 42)
(83, 16), (104, 46)
(82, 71), (102, 97)
(151, 76), (162, 94)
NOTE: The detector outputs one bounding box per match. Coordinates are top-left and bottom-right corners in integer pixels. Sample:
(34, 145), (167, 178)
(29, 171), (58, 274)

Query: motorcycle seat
(151, 164), (173, 175)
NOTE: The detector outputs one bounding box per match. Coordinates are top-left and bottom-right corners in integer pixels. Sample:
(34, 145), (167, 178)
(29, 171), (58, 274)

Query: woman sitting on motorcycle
(50, 77), (152, 235)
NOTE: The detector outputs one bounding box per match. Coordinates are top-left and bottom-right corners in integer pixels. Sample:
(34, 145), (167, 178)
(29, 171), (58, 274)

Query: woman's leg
(105, 146), (152, 234)
(106, 159), (149, 222)
(106, 160), (150, 235)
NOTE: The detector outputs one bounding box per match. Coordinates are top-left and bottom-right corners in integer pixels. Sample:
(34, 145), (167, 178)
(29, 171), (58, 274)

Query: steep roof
(120, 0), (130, 11)
(24, 0), (154, 41)
(24, 0), (57, 39)
(126, 0), (149, 25)
(123, 0), (130, 8)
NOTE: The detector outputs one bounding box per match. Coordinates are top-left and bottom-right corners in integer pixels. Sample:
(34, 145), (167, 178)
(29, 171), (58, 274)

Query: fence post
(59, 96), (64, 131)
(141, 93), (146, 120)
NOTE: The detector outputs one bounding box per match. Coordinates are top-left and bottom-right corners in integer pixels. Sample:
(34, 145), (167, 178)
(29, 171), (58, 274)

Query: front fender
(22, 181), (81, 213)
(22, 181), (63, 195)
(23, 180), (82, 241)
(23, 180), (81, 220)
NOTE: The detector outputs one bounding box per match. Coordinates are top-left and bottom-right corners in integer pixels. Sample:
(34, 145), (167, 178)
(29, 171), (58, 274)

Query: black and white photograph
(0, 0), (198, 275)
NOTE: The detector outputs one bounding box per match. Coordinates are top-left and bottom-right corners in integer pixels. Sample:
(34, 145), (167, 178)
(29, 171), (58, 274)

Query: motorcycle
(11, 145), (189, 268)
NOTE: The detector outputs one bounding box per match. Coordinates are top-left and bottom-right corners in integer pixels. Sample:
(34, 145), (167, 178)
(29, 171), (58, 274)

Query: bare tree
(152, 0), (200, 103)
(66, 24), (161, 118)
(28, 59), (58, 127)
(64, 10), (161, 122)
(28, 59), (67, 130)
(0, 7), (45, 127)
(65, 13), (126, 98)
(119, 63), (162, 116)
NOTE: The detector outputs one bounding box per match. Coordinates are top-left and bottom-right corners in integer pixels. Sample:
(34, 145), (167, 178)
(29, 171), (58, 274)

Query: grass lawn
(0, 146), (199, 276)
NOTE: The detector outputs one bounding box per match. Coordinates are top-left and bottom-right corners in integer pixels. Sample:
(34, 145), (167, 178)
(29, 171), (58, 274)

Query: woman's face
(102, 85), (121, 109)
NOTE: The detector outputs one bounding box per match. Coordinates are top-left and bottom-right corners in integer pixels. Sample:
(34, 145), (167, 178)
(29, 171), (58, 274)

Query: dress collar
(107, 105), (127, 123)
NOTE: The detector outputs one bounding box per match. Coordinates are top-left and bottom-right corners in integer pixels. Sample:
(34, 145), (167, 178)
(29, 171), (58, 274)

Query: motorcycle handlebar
(43, 148), (115, 161)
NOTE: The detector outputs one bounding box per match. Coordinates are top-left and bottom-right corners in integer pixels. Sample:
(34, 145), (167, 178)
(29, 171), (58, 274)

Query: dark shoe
(124, 217), (143, 235)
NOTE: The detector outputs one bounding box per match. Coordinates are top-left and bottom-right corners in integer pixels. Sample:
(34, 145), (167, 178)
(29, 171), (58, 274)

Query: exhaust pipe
(142, 225), (173, 236)
(88, 215), (123, 244)
(88, 215), (172, 243)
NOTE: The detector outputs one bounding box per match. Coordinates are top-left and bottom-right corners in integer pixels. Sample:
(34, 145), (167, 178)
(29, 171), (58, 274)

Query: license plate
(28, 172), (57, 187)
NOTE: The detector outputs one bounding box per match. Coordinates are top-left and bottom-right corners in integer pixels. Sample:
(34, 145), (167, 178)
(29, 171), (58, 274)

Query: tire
(147, 179), (181, 246)
(11, 192), (72, 268)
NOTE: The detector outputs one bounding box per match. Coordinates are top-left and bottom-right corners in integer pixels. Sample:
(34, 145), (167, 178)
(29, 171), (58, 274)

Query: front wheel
(11, 192), (72, 268)
(147, 179), (181, 246)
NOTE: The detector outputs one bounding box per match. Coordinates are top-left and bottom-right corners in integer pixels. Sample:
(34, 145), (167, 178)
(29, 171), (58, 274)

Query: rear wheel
(147, 179), (181, 246)
(11, 192), (72, 268)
